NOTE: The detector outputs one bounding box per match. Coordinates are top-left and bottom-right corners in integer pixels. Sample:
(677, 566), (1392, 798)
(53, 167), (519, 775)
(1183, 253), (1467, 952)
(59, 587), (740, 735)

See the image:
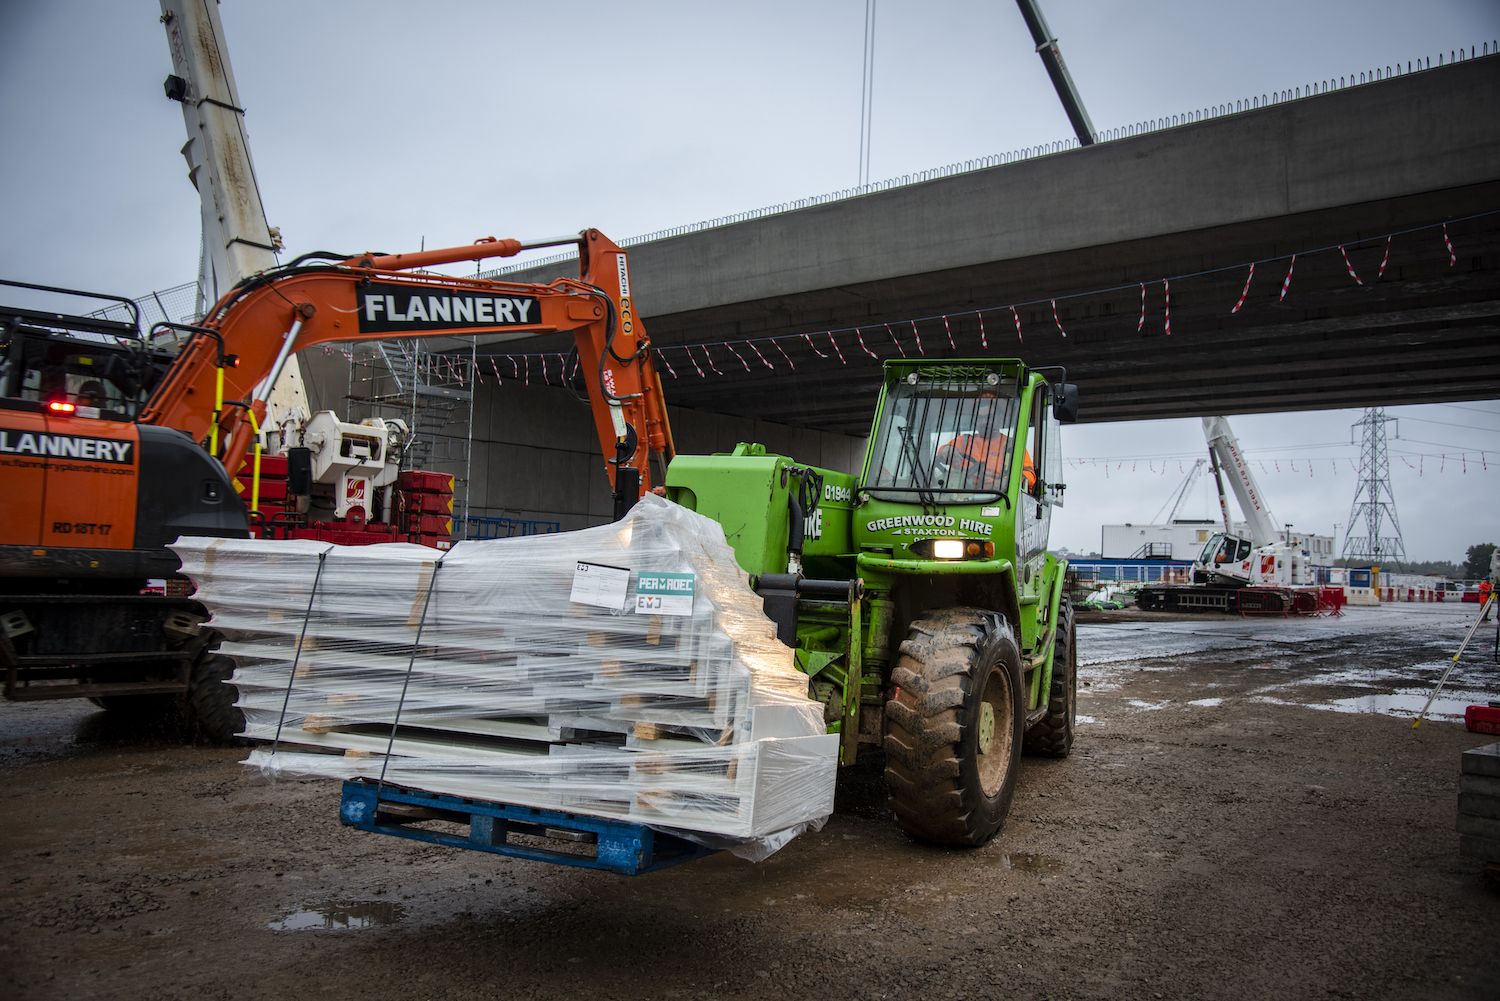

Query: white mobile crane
(1136, 416), (1318, 613)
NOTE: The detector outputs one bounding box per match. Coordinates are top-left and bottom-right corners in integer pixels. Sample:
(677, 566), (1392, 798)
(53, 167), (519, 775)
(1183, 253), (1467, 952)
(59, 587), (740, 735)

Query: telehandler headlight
(913, 538), (995, 561)
(932, 539), (965, 559)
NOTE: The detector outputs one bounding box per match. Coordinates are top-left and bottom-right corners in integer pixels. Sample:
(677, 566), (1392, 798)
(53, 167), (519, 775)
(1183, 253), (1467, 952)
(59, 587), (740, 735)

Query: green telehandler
(666, 358), (1079, 845)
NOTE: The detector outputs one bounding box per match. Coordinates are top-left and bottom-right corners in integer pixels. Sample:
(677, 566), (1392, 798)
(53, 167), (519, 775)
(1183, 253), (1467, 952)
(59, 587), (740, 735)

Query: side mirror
(1053, 383), (1079, 424)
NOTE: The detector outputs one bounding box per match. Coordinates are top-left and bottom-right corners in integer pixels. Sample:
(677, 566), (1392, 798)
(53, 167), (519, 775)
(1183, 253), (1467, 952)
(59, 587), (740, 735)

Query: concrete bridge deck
(494, 55), (1500, 432)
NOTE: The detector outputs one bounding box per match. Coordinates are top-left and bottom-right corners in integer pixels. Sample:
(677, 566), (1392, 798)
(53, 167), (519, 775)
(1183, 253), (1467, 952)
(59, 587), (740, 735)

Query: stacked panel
(172, 495), (837, 845)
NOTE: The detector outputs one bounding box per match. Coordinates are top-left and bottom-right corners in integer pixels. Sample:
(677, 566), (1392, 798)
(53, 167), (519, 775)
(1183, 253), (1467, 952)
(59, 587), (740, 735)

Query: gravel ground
(2, 603), (1498, 1001)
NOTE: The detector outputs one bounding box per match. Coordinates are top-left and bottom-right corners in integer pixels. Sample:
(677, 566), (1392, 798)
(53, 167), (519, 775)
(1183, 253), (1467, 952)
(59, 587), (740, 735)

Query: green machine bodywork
(665, 359), (1078, 845)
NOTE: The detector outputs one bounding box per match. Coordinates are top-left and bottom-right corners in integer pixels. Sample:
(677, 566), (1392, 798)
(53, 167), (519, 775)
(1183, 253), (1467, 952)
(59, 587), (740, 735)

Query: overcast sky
(2, 2), (1497, 564)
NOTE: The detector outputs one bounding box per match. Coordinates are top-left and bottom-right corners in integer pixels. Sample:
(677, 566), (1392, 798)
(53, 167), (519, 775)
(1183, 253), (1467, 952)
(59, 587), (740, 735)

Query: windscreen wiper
(897, 424), (938, 509)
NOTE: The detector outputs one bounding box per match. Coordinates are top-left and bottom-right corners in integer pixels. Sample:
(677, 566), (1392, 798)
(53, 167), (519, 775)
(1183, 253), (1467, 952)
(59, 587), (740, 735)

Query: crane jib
(356, 283), (543, 334)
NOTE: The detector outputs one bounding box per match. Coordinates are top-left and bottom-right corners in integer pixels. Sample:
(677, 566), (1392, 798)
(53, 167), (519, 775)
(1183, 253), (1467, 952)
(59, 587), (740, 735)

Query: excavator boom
(138, 230), (673, 503)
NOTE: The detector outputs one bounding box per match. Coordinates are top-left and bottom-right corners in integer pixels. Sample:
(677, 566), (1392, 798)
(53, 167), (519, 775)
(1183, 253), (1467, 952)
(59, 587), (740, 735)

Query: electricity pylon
(1341, 407), (1406, 566)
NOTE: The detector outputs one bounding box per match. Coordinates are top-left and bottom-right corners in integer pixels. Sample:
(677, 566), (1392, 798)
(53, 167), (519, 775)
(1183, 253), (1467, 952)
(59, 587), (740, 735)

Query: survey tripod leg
(1413, 595), (1495, 729)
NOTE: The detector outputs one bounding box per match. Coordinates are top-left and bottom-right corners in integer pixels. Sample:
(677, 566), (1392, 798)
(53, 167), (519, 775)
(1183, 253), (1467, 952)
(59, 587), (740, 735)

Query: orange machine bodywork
(139, 230), (674, 499)
(0, 411), (139, 551)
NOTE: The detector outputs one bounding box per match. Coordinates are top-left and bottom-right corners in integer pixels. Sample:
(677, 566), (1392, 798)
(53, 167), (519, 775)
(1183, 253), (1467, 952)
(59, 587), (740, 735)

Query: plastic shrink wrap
(172, 495), (838, 855)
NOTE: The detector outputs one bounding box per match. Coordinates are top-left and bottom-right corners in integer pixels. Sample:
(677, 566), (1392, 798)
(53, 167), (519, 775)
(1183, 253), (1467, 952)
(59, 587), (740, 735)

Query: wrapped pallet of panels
(172, 494), (838, 856)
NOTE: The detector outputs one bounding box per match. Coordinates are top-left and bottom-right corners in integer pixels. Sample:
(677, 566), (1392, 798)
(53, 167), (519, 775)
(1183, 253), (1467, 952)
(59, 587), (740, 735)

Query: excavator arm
(138, 229), (674, 508)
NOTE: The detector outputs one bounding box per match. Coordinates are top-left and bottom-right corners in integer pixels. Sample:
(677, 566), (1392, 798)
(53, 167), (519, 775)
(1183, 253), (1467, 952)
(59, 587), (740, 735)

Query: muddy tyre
(1024, 596), (1076, 757)
(883, 608), (1025, 846)
(184, 653), (245, 744)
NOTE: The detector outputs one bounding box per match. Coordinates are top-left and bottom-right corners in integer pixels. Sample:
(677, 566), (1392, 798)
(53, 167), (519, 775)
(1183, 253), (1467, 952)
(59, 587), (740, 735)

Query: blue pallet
(338, 780), (716, 876)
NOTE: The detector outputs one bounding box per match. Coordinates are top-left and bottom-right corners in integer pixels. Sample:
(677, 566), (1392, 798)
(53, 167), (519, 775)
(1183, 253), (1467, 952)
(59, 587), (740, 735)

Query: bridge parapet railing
(483, 41), (1500, 281)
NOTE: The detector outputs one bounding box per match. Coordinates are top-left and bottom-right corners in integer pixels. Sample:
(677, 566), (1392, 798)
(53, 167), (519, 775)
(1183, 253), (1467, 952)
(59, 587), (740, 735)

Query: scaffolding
(345, 339), (476, 539)
(1342, 407), (1406, 565)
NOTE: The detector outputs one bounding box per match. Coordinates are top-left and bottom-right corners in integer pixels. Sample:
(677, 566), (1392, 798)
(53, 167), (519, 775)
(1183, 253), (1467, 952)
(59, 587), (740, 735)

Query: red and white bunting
(1231, 262), (1255, 313)
(827, 332), (847, 365)
(773, 339), (796, 370)
(392, 220), (1473, 391)
(1339, 245), (1363, 286)
(886, 323), (905, 357)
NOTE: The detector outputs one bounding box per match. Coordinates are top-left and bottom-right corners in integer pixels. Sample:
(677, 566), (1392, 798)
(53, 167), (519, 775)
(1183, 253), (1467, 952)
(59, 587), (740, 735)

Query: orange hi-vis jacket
(939, 434), (1036, 490)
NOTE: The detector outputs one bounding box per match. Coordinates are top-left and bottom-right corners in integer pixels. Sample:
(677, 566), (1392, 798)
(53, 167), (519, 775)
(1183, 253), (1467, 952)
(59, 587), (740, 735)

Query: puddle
(1251, 689), (1474, 720)
(1188, 698), (1225, 707)
(1003, 853), (1065, 875)
(269, 900), (404, 931)
(1315, 690), (1474, 720)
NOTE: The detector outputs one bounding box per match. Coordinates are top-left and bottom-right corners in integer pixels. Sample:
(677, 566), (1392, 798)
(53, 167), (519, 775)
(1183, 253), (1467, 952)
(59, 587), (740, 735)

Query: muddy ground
(2, 603), (1499, 1001)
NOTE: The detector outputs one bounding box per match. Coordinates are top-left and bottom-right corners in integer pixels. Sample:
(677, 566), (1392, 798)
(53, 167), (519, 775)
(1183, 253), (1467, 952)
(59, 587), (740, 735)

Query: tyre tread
(882, 607), (1023, 846)
(1024, 596), (1076, 758)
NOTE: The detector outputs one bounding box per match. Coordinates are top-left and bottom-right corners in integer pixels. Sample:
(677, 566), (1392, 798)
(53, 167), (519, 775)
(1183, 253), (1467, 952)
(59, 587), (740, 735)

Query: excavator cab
(1, 306), (165, 419)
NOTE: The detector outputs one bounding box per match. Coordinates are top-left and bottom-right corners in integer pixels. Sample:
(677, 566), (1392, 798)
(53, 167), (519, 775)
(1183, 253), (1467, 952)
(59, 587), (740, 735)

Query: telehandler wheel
(883, 607), (1024, 846)
(183, 653), (245, 744)
(1024, 595), (1076, 758)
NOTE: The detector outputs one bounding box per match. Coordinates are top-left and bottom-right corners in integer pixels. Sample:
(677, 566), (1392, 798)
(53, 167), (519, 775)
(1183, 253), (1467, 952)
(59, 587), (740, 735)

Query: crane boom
(1202, 416), (1278, 546)
(1012, 0), (1096, 146)
(159, 0), (309, 430)
(1151, 457), (1205, 524)
(160, 0), (278, 301)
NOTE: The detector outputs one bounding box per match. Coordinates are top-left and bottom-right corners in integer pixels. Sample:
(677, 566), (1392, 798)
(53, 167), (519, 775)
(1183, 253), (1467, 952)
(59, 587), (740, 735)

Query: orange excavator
(0, 230), (672, 738)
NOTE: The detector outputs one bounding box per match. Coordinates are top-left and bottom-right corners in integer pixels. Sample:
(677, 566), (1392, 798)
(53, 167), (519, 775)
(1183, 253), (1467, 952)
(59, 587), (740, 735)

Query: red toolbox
(408, 515), (453, 536)
(1467, 704), (1500, 735)
(407, 492), (454, 514)
(235, 453), (289, 478)
(399, 470), (455, 493)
